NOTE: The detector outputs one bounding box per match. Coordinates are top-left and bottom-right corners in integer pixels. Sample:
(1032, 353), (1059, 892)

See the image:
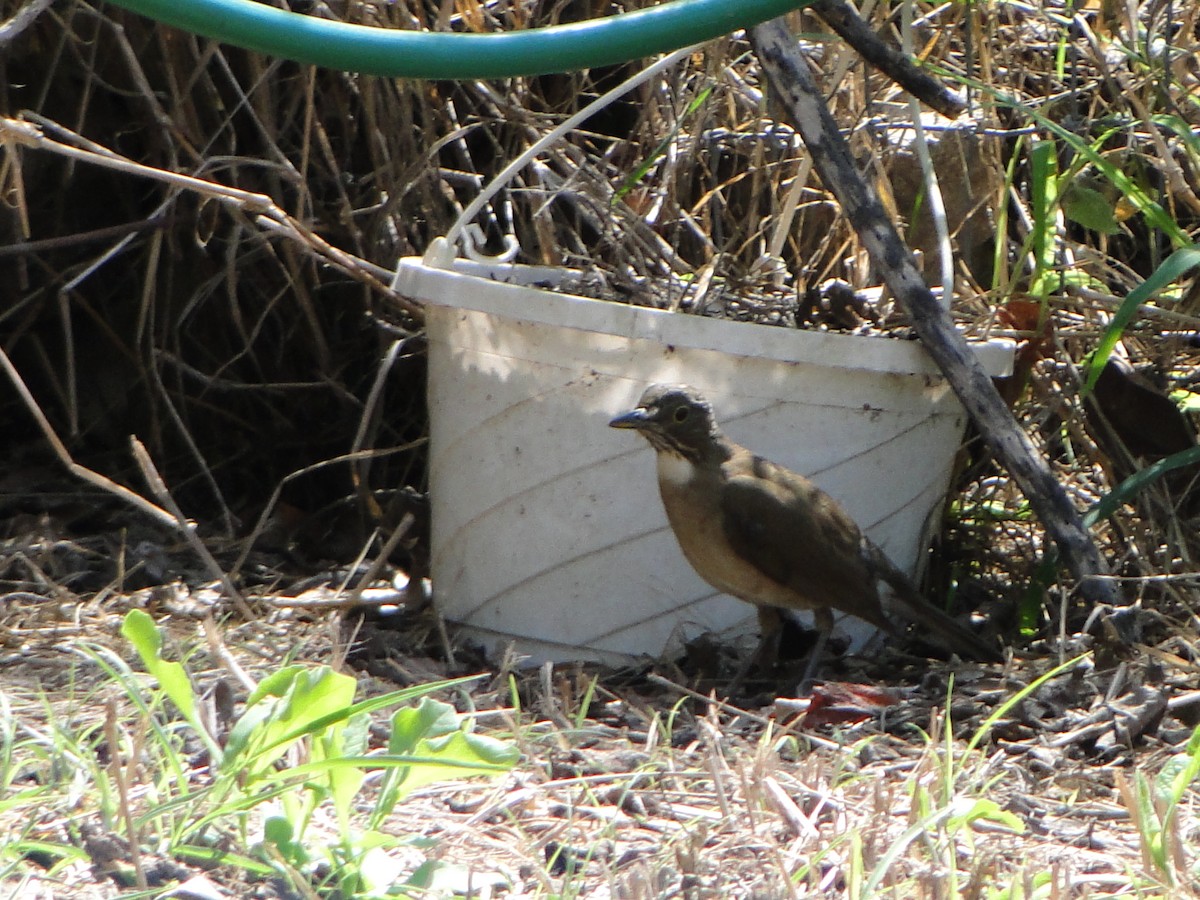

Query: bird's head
(609, 383), (721, 460)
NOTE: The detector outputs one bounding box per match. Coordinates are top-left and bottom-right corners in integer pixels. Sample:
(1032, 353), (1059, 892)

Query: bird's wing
(719, 454), (885, 625)
(719, 455), (999, 659)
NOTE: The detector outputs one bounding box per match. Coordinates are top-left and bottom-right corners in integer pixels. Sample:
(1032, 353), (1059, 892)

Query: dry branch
(0, 116), (421, 319)
(749, 18), (1117, 607)
(809, 0), (966, 117)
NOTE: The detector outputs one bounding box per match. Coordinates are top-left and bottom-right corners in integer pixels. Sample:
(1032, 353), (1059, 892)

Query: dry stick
(201, 617), (258, 693)
(267, 589), (409, 610)
(349, 512), (415, 604)
(748, 20), (1116, 606)
(808, 0), (966, 119)
(0, 216), (170, 257)
(129, 437), (256, 620)
(0, 0), (55, 50)
(0, 116), (420, 319)
(349, 338), (405, 516)
(0, 346), (177, 530)
(103, 701), (148, 893)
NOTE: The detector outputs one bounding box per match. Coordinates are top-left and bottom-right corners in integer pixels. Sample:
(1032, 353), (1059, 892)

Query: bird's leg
(797, 607), (834, 694)
(726, 606), (784, 695)
(728, 606), (836, 696)
(754, 605), (785, 669)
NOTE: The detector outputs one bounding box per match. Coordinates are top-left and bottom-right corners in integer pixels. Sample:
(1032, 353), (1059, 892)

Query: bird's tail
(865, 540), (1003, 663)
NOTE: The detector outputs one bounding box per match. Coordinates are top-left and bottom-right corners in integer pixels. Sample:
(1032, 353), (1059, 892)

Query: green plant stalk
(614, 84), (715, 203)
(1131, 768), (1171, 882)
(922, 64), (1188, 247)
(172, 843), (277, 876)
(865, 794), (1021, 898)
(1082, 247), (1200, 393)
(572, 675), (600, 730)
(1054, 24), (1069, 80)
(1154, 114), (1200, 172)
(101, 0), (813, 78)
(941, 680), (957, 799)
(120, 610), (222, 762)
(1135, 723), (1200, 882)
(991, 133), (1023, 292)
(846, 829), (863, 899)
(1016, 555), (1060, 638)
(965, 655), (1088, 757)
(1027, 139), (1059, 299)
(1084, 443), (1200, 527)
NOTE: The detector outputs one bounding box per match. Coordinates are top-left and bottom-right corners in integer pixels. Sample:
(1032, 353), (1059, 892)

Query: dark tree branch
(749, 18), (1115, 605)
(808, 0), (966, 118)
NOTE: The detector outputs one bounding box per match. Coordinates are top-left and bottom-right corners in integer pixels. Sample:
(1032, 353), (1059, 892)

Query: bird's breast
(656, 457), (805, 610)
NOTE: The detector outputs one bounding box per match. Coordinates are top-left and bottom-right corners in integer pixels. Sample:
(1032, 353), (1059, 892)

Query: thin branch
(130, 437), (256, 620)
(809, 0), (966, 118)
(0, 116), (421, 319)
(0, 345), (177, 530)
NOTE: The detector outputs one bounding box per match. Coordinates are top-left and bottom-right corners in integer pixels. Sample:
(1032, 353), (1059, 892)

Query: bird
(609, 383), (1001, 683)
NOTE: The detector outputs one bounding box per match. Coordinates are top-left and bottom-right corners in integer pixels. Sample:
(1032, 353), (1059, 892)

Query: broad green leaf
(120, 610), (201, 734)
(225, 666), (358, 777)
(1062, 182), (1120, 234)
(373, 698), (517, 819)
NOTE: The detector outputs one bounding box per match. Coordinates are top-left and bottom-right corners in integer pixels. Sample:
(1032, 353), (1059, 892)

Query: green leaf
(1155, 723), (1200, 812)
(946, 797), (1024, 834)
(1028, 140), (1059, 289)
(613, 84), (713, 203)
(927, 66), (1189, 247)
(1171, 389), (1200, 413)
(263, 815), (294, 847)
(357, 845), (406, 894)
(1082, 247), (1200, 393)
(1084, 444), (1200, 528)
(119, 610), (218, 759)
(1062, 182), (1120, 234)
(225, 666), (358, 778)
(318, 717), (369, 827)
(391, 697), (461, 753)
(1152, 114), (1200, 163)
(372, 698), (517, 820)
(121, 610), (198, 724)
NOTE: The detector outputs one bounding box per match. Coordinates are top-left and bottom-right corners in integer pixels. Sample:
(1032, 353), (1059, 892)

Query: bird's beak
(609, 407), (649, 430)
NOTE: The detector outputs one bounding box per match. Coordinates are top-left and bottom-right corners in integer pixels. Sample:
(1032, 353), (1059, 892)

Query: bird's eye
(673, 406), (690, 423)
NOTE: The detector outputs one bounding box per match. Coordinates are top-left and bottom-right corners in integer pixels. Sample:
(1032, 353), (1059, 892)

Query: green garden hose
(100, 0), (809, 78)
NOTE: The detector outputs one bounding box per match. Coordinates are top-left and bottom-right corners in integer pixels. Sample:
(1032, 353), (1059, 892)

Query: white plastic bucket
(394, 257), (1014, 665)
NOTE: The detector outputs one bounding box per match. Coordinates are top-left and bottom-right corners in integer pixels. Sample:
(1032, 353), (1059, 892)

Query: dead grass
(2, 598), (1197, 897)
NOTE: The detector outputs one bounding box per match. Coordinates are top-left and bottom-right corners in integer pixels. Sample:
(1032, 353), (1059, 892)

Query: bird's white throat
(656, 450), (697, 486)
